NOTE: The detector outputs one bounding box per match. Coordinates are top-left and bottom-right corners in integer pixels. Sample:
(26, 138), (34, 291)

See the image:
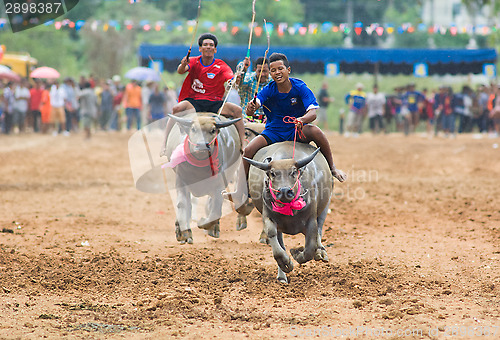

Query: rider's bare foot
(332, 169), (347, 182)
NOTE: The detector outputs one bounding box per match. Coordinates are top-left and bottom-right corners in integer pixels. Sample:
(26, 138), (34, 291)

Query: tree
(65, 0), (104, 22)
(299, 0), (389, 25)
(81, 1), (171, 77)
(199, 0), (304, 25)
(461, 0), (494, 12)
(0, 25), (80, 76)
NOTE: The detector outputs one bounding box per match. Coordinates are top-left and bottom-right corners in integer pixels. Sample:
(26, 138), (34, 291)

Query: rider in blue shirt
(257, 77), (318, 143)
(244, 52), (346, 183)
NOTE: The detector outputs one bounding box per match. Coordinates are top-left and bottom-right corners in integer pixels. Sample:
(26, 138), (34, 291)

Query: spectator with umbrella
(124, 67), (161, 83)
(30, 66), (62, 135)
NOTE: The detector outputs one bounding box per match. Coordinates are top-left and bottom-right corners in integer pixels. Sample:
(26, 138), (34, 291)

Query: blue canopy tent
(139, 44), (497, 75)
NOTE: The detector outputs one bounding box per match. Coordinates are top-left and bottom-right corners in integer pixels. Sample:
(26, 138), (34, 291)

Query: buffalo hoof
(290, 246), (306, 264)
(197, 219), (220, 238)
(258, 230), (269, 245)
(277, 276), (288, 284)
(197, 218), (218, 230)
(236, 214), (247, 231)
(175, 223), (193, 245)
(276, 256), (294, 274)
(314, 247), (329, 262)
(207, 223), (220, 238)
(235, 199), (254, 216)
(277, 267), (288, 284)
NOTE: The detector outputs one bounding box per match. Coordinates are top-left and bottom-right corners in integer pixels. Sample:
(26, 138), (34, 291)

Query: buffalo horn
(243, 157), (272, 171)
(295, 148), (321, 169)
(167, 114), (193, 127)
(215, 117), (242, 129)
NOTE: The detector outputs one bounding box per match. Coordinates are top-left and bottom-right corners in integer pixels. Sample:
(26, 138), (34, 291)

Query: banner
(1, 17), (498, 37)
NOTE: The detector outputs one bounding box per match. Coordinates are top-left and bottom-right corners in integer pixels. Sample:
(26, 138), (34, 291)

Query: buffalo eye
(211, 128), (216, 134)
(269, 170), (277, 178)
(290, 168), (298, 177)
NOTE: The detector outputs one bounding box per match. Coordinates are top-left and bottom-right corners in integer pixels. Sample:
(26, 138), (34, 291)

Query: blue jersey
(256, 78), (319, 142)
(403, 90), (424, 112)
(345, 90), (366, 112)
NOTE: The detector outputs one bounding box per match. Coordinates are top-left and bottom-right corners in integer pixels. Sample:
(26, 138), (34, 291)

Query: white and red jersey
(178, 56), (233, 102)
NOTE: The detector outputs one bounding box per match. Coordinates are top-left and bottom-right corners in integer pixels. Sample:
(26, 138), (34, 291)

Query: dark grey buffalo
(244, 142), (333, 283)
(163, 112), (242, 244)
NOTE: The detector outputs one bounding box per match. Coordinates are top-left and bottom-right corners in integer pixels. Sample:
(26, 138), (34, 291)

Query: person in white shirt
(50, 81), (67, 136)
(141, 81), (154, 127)
(13, 79), (30, 133)
(366, 84), (386, 134)
(458, 85), (473, 133)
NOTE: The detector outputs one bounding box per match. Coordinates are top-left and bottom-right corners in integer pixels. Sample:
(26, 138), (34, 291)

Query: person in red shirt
(161, 33), (245, 155)
(29, 80), (44, 132)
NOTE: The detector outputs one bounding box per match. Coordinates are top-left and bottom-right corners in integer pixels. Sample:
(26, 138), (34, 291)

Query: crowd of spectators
(0, 75), (178, 139)
(2, 74), (500, 140)
(341, 81), (500, 138)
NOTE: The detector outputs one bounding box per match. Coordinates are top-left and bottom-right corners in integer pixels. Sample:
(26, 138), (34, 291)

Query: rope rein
(282, 116), (305, 160)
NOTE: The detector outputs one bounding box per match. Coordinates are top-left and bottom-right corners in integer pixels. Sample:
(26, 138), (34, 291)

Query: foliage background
(1, 0), (496, 76)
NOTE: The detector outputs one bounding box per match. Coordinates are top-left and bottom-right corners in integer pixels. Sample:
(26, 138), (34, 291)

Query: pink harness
(268, 179), (306, 216)
(162, 135), (220, 176)
(265, 116), (308, 216)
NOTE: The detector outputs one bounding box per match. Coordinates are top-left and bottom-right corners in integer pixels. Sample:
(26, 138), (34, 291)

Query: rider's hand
(180, 56), (189, 67)
(243, 57), (250, 71)
(246, 100), (258, 116)
(295, 118), (304, 130)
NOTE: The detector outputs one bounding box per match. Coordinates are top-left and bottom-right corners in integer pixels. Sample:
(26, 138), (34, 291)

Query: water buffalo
(244, 142), (333, 283)
(162, 112), (242, 244)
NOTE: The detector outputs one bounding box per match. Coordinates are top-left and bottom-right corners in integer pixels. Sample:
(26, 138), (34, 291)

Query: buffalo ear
(295, 148), (321, 169)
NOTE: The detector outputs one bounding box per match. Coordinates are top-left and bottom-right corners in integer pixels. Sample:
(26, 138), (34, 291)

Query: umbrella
(124, 67), (160, 82)
(30, 66), (60, 79)
(0, 65), (20, 82)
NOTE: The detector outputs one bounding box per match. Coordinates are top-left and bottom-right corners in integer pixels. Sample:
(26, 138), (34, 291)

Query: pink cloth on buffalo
(162, 142), (186, 169)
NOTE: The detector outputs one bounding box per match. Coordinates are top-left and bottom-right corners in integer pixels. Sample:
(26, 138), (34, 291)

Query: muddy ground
(0, 131), (499, 339)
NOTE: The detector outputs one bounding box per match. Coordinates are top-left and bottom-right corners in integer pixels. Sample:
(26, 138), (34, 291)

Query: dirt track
(1, 131), (499, 339)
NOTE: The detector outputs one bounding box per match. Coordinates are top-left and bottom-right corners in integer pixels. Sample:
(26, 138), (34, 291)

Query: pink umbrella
(30, 66), (60, 79)
(0, 65), (20, 81)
